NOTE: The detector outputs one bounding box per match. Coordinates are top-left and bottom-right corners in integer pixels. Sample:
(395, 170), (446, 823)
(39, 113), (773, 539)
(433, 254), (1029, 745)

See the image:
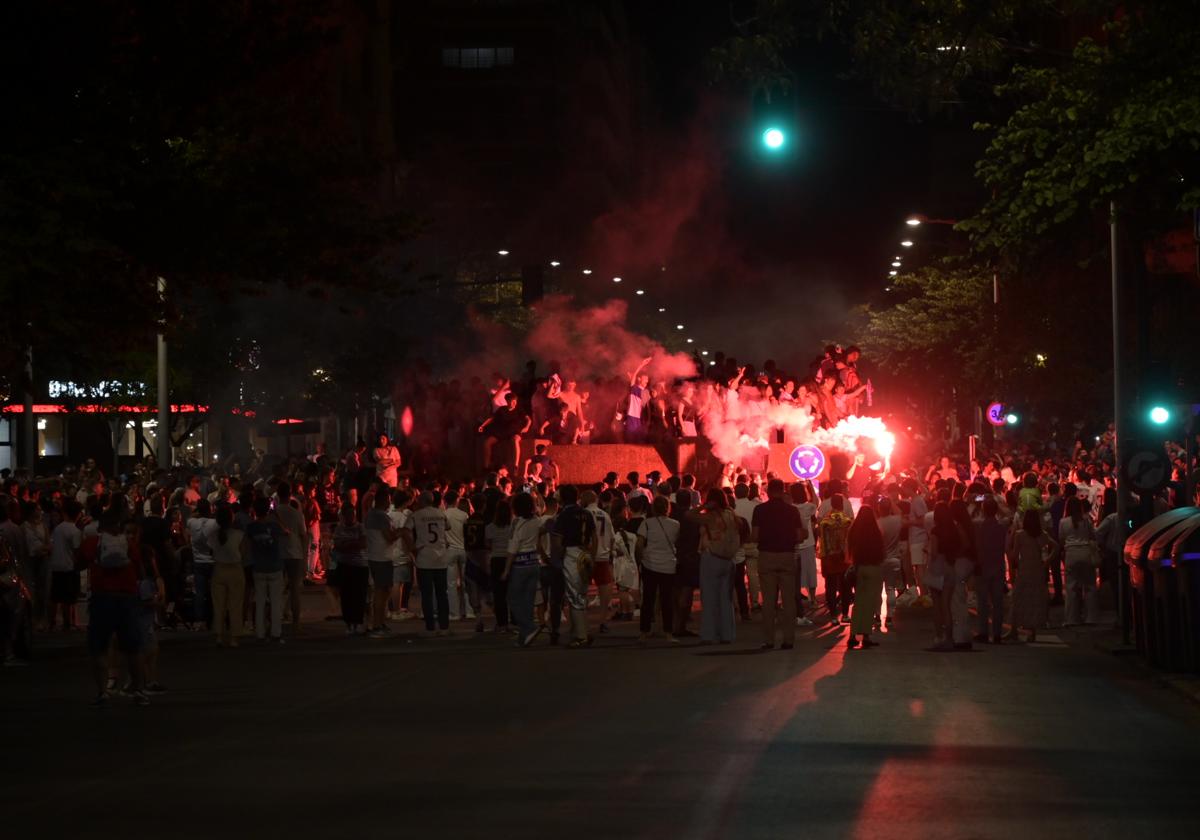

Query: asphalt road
(3, 594), (1199, 840)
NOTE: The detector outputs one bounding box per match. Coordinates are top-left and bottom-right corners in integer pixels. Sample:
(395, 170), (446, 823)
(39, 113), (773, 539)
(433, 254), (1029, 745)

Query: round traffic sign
(986, 402), (1006, 427)
(1123, 449), (1172, 493)
(788, 444), (826, 481)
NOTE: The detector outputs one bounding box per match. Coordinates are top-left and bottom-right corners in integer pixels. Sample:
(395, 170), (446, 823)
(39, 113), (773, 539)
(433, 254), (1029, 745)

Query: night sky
(570, 1), (986, 367)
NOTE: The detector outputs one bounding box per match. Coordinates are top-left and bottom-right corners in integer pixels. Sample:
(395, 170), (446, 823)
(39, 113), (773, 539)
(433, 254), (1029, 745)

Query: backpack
(98, 533), (131, 569)
(819, 511), (851, 557)
(706, 510), (741, 560)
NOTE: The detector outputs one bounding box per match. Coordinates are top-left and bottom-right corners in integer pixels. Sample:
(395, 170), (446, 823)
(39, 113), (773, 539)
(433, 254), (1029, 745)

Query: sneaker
(795, 616), (813, 627)
(637, 632), (650, 645)
(759, 642), (775, 651)
(274, 637), (286, 646)
(847, 636), (860, 649)
(599, 623), (610, 635)
(435, 629), (449, 637)
(368, 629), (389, 639)
(145, 682), (167, 695)
(521, 626), (544, 647)
(132, 691), (151, 707)
(666, 634), (680, 644)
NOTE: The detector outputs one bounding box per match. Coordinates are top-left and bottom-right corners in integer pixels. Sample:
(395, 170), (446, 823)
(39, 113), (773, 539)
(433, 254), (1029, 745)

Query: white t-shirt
(274, 502), (307, 561)
(407, 507), (448, 569)
(388, 508), (411, 565)
(907, 495), (929, 544)
(187, 516), (219, 564)
(363, 507), (395, 564)
(794, 502), (816, 550)
(734, 498), (760, 533)
(49, 521), (82, 572)
(627, 386), (645, 420)
(444, 506), (469, 551)
(507, 517), (542, 556)
(637, 516), (680, 574)
(374, 445), (401, 486)
(586, 505), (615, 561)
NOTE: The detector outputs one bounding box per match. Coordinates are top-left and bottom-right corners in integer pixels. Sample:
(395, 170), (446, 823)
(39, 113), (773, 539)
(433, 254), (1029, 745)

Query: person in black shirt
(478, 393), (532, 473)
(550, 485), (596, 648)
(671, 491), (701, 637)
(751, 478), (806, 649)
(463, 494), (490, 633)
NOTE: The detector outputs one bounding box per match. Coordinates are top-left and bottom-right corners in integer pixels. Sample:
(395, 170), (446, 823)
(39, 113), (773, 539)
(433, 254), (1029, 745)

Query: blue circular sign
(788, 444), (826, 481)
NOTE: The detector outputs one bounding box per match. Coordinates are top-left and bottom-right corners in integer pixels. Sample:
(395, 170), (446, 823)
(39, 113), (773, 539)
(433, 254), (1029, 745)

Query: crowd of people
(395, 344), (870, 476)
(2, 346), (1197, 708)
(2, 407), (1193, 708)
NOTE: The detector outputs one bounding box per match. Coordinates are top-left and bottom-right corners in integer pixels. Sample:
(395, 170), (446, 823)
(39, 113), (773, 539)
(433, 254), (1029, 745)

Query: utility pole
(1111, 201), (1131, 645)
(22, 341), (34, 473)
(157, 277), (171, 468)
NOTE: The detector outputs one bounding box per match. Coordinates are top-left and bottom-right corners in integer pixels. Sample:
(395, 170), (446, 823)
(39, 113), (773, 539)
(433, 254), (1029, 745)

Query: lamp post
(157, 277), (171, 469)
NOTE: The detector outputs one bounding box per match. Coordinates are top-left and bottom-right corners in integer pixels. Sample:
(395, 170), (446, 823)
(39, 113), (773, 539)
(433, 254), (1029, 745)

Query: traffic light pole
(1111, 201), (1131, 646)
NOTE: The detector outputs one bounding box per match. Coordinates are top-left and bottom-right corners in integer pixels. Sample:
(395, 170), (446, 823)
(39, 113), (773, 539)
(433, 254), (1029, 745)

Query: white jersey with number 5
(407, 507), (448, 570)
(586, 504), (614, 561)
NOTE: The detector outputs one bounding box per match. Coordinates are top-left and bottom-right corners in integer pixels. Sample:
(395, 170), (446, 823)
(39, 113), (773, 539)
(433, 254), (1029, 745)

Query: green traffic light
(762, 127), (786, 150)
(1149, 405), (1170, 425)
(1005, 413), (1019, 426)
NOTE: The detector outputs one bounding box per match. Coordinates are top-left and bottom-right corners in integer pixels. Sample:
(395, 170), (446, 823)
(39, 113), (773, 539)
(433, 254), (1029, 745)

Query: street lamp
(906, 214), (959, 226)
(635, 289), (644, 295)
(658, 307), (666, 313)
(582, 269), (592, 275)
(676, 324), (685, 330)
(900, 240), (914, 247)
(549, 260), (560, 267)
(497, 249), (509, 256)
(1149, 405), (1171, 425)
(612, 276), (622, 283)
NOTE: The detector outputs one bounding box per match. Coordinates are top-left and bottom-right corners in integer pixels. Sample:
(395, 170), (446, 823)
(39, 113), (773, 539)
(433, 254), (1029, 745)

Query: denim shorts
(87, 593), (142, 656)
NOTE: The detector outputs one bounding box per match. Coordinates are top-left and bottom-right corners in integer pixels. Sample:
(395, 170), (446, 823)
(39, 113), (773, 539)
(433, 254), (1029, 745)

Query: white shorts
(910, 541), (928, 567)
(796, 545), (817, 591)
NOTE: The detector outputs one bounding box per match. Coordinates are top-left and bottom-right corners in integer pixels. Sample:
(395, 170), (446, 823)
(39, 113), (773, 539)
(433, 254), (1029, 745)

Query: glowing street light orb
(906, 218), (922, 226)
(686, 338), (694, 343)
(582, 268), (592, 275)
(497, 249), (509, 256)
(658, 307), (666, 313)
(1149, 406), (1170, 425)
(1005, 413), (1020, 426)
(762, 127), (786, 149)
(549, 260), (560, 267)
(901, 240), (914, 247)
(888, 270), (898, 276)
(891, 261), (901, 267)
(635, 289), (644, 295)
(676, 324), (685, 330)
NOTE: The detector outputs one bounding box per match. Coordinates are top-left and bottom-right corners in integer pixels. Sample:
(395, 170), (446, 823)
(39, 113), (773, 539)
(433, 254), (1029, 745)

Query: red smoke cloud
(525, 296), (696, 383)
